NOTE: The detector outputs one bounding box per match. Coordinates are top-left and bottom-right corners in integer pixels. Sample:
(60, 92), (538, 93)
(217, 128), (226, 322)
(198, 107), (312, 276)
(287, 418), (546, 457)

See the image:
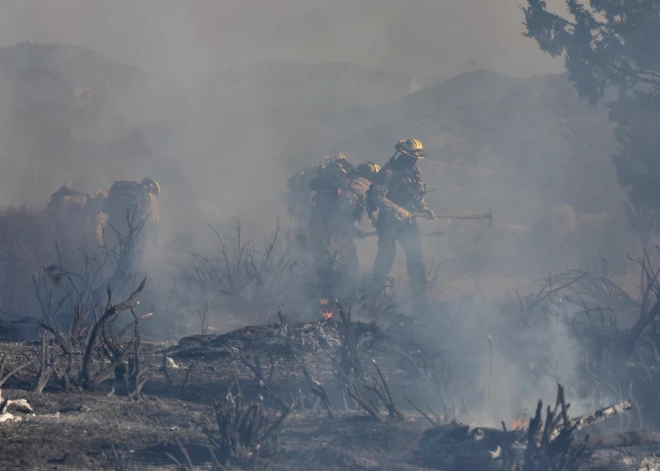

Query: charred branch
(336, 301), (362, 380)
(80, 277), (147, 390)
(346, 384), (383, 422)
(241, 354), (275, 384)
(302, 365), (334, 419)
(197, 298), (210, 335)
(365, 360), (404, 420)
(0, 354), (33, 389)
(404, 396), (441, 427)
(204, 378), (290, 465)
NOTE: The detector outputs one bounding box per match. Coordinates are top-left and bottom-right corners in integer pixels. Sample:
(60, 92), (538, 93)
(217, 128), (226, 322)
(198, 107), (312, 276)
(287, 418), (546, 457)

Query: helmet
(93, 189), (109, 200)
(141, 177), (160, 196)
(356, 161), (381, 179)
(395, 139), (426, 159)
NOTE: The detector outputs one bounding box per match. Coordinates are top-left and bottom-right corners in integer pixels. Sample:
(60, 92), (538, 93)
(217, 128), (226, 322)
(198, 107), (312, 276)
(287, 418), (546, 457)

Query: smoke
(0, 0), (640, 428)
(0, 0), (563, 78)
(0, 1), (569, 234)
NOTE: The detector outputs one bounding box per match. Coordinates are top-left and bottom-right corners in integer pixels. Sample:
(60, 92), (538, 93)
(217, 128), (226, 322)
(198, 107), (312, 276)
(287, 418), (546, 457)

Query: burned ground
(0, 318), (437, 471)
(1, 281), (660, 471)
(0, 204), (659, 470)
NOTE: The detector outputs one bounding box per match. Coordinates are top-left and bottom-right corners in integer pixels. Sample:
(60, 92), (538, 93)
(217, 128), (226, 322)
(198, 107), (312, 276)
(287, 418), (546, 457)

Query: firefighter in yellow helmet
(367, 139), (434, 305)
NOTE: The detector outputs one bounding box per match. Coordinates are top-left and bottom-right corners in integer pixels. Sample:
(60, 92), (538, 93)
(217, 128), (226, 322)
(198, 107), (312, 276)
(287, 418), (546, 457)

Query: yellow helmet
(395, 138), (426, 159)
(94, 189), (109, 200)
(355, 161), (381, 179)
(141, 177), (160, 196)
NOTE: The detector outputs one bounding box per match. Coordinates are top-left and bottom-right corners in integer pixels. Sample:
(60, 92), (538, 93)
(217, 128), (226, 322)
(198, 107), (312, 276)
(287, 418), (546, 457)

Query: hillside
(204, 61), (429, 108)
(0, 42), (627, 246)
(0, 43), (179, 205)
(284, 70), (622, 224)
(0, 43), (428, 220)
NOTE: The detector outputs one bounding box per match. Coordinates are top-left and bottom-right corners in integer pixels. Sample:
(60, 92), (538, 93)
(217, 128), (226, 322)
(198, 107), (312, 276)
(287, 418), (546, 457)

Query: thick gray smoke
(0, 0), (638, 427)
(0, 1), (568, 231)
(0, 0), (562, 78)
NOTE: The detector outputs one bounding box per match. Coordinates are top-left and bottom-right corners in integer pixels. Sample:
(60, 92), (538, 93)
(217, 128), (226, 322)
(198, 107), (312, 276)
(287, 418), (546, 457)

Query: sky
(0, 0), (564, 79)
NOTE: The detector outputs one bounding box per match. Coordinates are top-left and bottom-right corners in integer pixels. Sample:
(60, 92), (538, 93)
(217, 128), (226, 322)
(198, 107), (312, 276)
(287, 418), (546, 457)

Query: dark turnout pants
(371, 213), (427, 302)
(310, 199), (360, 296)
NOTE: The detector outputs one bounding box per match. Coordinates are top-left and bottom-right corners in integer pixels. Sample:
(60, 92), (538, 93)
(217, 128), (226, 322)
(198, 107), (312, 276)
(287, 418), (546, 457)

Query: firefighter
(47, 186), (89, 219)
(287, 154), (354, 243)
(95, 177), (161, 266)
(367, 139), (434, 304)
(309, 156), (379, 296)
(47, 186), (108, 252)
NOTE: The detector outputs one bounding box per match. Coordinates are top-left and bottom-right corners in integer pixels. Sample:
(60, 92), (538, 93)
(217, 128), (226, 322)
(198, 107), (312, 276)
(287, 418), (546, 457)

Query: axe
(412, 206), (493, 227)
(358, 229), (446, 238)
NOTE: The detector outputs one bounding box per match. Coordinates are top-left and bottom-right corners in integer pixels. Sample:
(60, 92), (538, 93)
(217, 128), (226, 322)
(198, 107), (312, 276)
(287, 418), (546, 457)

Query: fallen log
(549, 400), (633, 440)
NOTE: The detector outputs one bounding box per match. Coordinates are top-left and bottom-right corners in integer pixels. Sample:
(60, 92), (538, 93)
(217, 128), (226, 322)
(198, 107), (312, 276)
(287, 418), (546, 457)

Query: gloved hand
(422, 207), (435, 220)
(394, 207), (412, 222)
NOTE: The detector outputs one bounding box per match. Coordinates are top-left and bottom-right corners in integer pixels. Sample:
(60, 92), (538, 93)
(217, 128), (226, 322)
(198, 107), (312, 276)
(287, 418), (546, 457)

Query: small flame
(511, 414), (528, 431)
(320, 298), (332, 320)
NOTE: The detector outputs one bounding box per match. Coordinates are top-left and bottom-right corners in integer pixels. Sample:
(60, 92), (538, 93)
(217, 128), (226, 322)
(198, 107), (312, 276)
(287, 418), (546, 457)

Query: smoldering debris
(1, 269), (660, 469)
(0, 23), (657, 470)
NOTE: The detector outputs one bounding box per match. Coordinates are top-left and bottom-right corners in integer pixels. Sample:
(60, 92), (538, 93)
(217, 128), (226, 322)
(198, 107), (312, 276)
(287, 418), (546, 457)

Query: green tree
(523, 0), (660, 242)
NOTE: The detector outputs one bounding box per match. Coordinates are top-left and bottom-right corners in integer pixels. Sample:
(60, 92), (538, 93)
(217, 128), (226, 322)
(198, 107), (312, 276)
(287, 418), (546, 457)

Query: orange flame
(320, 298), (332, 320)
(511, 414), (528, 431)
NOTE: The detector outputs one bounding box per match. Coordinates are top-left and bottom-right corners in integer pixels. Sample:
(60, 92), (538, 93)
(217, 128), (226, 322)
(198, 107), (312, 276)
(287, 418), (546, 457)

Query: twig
(181, 363), (196, 398)
(404, 396), (439, 426)
(346, 385), (382, 422)
(0, 354), (34, 388)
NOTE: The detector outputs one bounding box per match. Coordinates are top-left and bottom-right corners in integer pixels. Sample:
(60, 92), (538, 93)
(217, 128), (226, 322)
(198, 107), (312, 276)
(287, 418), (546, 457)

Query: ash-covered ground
(1, 284), (659, 471)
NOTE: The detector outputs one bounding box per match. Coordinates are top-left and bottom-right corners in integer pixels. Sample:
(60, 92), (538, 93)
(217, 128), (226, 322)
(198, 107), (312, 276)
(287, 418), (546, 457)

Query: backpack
(103, 181), (152, 224)
(339, 176), (371, 221)
(48, 186), (88, 211)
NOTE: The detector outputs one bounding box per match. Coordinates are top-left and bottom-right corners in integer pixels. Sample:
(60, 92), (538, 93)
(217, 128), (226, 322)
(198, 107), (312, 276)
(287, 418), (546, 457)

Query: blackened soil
(0, 320), (438, 470)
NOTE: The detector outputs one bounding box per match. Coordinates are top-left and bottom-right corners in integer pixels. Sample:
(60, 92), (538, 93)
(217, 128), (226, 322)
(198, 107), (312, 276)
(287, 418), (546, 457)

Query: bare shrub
(506, 255), (660, 429)
(0, 354), (33, 389)
(23, 212), (152, 394)
(203, 380), (291, 466)
(182, 218), (300, 315)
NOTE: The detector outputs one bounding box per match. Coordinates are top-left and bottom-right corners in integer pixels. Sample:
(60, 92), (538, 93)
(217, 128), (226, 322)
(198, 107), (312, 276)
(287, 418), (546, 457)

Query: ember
(511, 411), (528, 430)
(320, 298), (333, 320)
(511, 417), (526, 431)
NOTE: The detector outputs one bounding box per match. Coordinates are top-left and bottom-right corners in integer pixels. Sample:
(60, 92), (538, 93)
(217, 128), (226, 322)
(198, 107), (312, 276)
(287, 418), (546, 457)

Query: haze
(0, 0), (562, 79)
